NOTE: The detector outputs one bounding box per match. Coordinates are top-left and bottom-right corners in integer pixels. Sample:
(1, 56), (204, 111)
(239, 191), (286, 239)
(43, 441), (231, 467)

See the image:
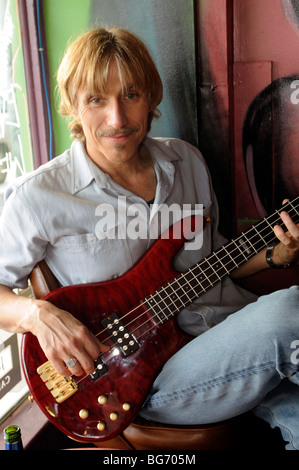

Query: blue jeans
(140, 286), (299, 450)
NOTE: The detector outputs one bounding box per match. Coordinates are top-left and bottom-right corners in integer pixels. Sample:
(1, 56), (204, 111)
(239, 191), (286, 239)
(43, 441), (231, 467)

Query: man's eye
(90, 97), (102, 104)
(126, 92), (138, 100)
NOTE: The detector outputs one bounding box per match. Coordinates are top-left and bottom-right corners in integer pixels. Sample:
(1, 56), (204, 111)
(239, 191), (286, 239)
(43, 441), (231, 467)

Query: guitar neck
(145, 196), (299, 324)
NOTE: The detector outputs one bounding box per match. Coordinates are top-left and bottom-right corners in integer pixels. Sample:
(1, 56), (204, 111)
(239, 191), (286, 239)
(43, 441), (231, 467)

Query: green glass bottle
(4, 425), (23, 450)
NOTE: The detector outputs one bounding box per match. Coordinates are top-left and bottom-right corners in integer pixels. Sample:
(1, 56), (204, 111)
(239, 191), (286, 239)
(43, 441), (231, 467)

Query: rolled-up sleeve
(0, 186), (47, 289)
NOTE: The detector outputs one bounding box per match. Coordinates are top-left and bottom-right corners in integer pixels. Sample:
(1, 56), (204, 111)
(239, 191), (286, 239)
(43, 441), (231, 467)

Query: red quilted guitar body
(21, 219), (194, 443)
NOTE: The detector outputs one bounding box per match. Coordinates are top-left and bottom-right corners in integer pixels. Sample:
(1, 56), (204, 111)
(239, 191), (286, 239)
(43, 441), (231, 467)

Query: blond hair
(57, 27), (163, 141)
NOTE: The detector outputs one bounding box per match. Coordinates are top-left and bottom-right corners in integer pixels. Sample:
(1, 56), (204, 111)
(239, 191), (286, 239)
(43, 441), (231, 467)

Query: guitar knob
(97, 421), (105, 431)
(98, 395), (108, 405)
(79, 409), (89, 419)
(122, 403), (131, 411)
(109, 412), (118, 421)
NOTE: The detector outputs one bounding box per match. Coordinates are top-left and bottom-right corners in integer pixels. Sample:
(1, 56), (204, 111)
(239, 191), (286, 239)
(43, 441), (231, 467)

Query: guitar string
(132, 200), (299, 342)
(75, 220), (280, 386)
(77, 199), (298, 357)
(76, 207), (299, 387)
(73, 199), (299, 385)
(92, 198), (299, 343)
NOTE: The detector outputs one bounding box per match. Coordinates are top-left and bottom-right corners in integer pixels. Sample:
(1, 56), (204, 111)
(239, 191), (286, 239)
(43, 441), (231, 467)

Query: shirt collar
(144, 137), (181, 209)
(144, 137), (181, 165)
(70, 137), (181, 195)
(70, 140), (109, 194)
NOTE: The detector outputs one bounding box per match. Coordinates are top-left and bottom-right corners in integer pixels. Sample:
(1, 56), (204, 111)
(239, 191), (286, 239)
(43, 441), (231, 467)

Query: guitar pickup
(37, 361), (78, 403)
(89, 356), (108, 381)
(102, 313), (139, 358)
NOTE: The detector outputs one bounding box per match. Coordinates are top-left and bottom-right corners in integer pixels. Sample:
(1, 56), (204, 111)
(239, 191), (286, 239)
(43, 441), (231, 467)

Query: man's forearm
(230, 247), (269, 279)
(0, 284), (39, 334)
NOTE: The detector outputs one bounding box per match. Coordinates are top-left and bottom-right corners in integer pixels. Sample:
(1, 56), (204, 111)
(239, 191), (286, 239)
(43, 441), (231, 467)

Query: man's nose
(106, 99), (128, 128)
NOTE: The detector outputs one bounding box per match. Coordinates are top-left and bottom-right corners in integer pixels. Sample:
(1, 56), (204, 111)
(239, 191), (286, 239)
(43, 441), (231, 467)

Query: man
(0, 28), (298, 448)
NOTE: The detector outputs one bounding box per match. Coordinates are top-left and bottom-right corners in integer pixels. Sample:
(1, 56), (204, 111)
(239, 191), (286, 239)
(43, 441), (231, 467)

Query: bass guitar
(21, 196), (299, 443)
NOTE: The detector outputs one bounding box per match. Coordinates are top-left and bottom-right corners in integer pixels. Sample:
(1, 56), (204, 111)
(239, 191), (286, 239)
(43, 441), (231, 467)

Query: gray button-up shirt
(0, 137), (256, 335)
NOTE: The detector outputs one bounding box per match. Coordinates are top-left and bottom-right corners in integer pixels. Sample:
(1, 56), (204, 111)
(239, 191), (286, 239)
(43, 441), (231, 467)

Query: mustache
(97, 127), (139, 137)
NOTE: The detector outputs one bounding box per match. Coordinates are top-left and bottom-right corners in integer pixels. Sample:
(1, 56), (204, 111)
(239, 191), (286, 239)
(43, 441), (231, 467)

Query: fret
(289, 200), (299, 216)
(145, 195), (299, 326)
(221, 246), (239, 270)
(180, 273), (196, 300)
(183, 277), (199, 296)
(213, 252), (230, 275)
(194, 259), (217, 286)
(231, 239), (249, 264)
(245, 233), (262, 254)
(145, 295), (165, 325)
(161, 282), (185, 310)
(184, 268), (204, 292)
(252, 222), (276, 250)
(274, 210), (283, 224)
(154, 291), (173, 321)
(241, 232), (258, 255)
(265, 211), (287, 238)
(209, 252), (230, 278)
(185, 267), (207, 293)
(169, 269), (206, 307)
(261, 219), (279, 245)
(207, 258), (222, 280)
(160, 284), (183, 312)
(264, 217), (277, 235)
(170, 277), (195, 305)
(251, 225), (267, 247)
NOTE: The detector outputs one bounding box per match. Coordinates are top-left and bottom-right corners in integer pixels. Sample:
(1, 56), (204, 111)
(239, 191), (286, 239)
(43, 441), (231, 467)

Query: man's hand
(25, 299), (108, 377)
(231, 200), (299, 279)
(272, 203), (299, 266)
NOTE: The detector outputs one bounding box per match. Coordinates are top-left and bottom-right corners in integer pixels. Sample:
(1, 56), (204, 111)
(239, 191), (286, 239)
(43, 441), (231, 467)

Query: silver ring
(65, 357), (77, 368)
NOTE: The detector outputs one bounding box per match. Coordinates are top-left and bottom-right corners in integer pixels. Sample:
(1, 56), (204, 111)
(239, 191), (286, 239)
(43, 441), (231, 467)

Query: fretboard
(144, 195), (299, 325)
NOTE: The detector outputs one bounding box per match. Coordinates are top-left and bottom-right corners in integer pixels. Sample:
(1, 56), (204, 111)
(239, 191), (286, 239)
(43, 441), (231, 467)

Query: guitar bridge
(37, 361), (78, 403)
(102, 313), (139, 358)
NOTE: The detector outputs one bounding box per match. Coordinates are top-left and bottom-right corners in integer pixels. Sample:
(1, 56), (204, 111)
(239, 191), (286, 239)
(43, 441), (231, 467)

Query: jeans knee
(255, 286), (299, 337)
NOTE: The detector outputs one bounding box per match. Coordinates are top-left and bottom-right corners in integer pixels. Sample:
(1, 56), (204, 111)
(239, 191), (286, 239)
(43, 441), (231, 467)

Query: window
(0, 0), (35, 423)
(0, 0), (34, 213)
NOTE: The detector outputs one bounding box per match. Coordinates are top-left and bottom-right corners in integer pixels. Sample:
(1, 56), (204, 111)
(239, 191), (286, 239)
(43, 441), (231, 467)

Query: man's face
(75, 61), (150, 170)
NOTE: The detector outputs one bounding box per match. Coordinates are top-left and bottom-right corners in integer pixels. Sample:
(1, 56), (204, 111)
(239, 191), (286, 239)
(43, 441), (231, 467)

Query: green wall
(43, 0), (91, 156)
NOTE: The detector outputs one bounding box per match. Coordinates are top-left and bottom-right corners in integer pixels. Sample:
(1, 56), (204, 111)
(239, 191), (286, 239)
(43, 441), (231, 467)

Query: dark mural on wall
(243, 74), (299, 218)
(195, 0), (299, 236)
(239, 0), (299, 224)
